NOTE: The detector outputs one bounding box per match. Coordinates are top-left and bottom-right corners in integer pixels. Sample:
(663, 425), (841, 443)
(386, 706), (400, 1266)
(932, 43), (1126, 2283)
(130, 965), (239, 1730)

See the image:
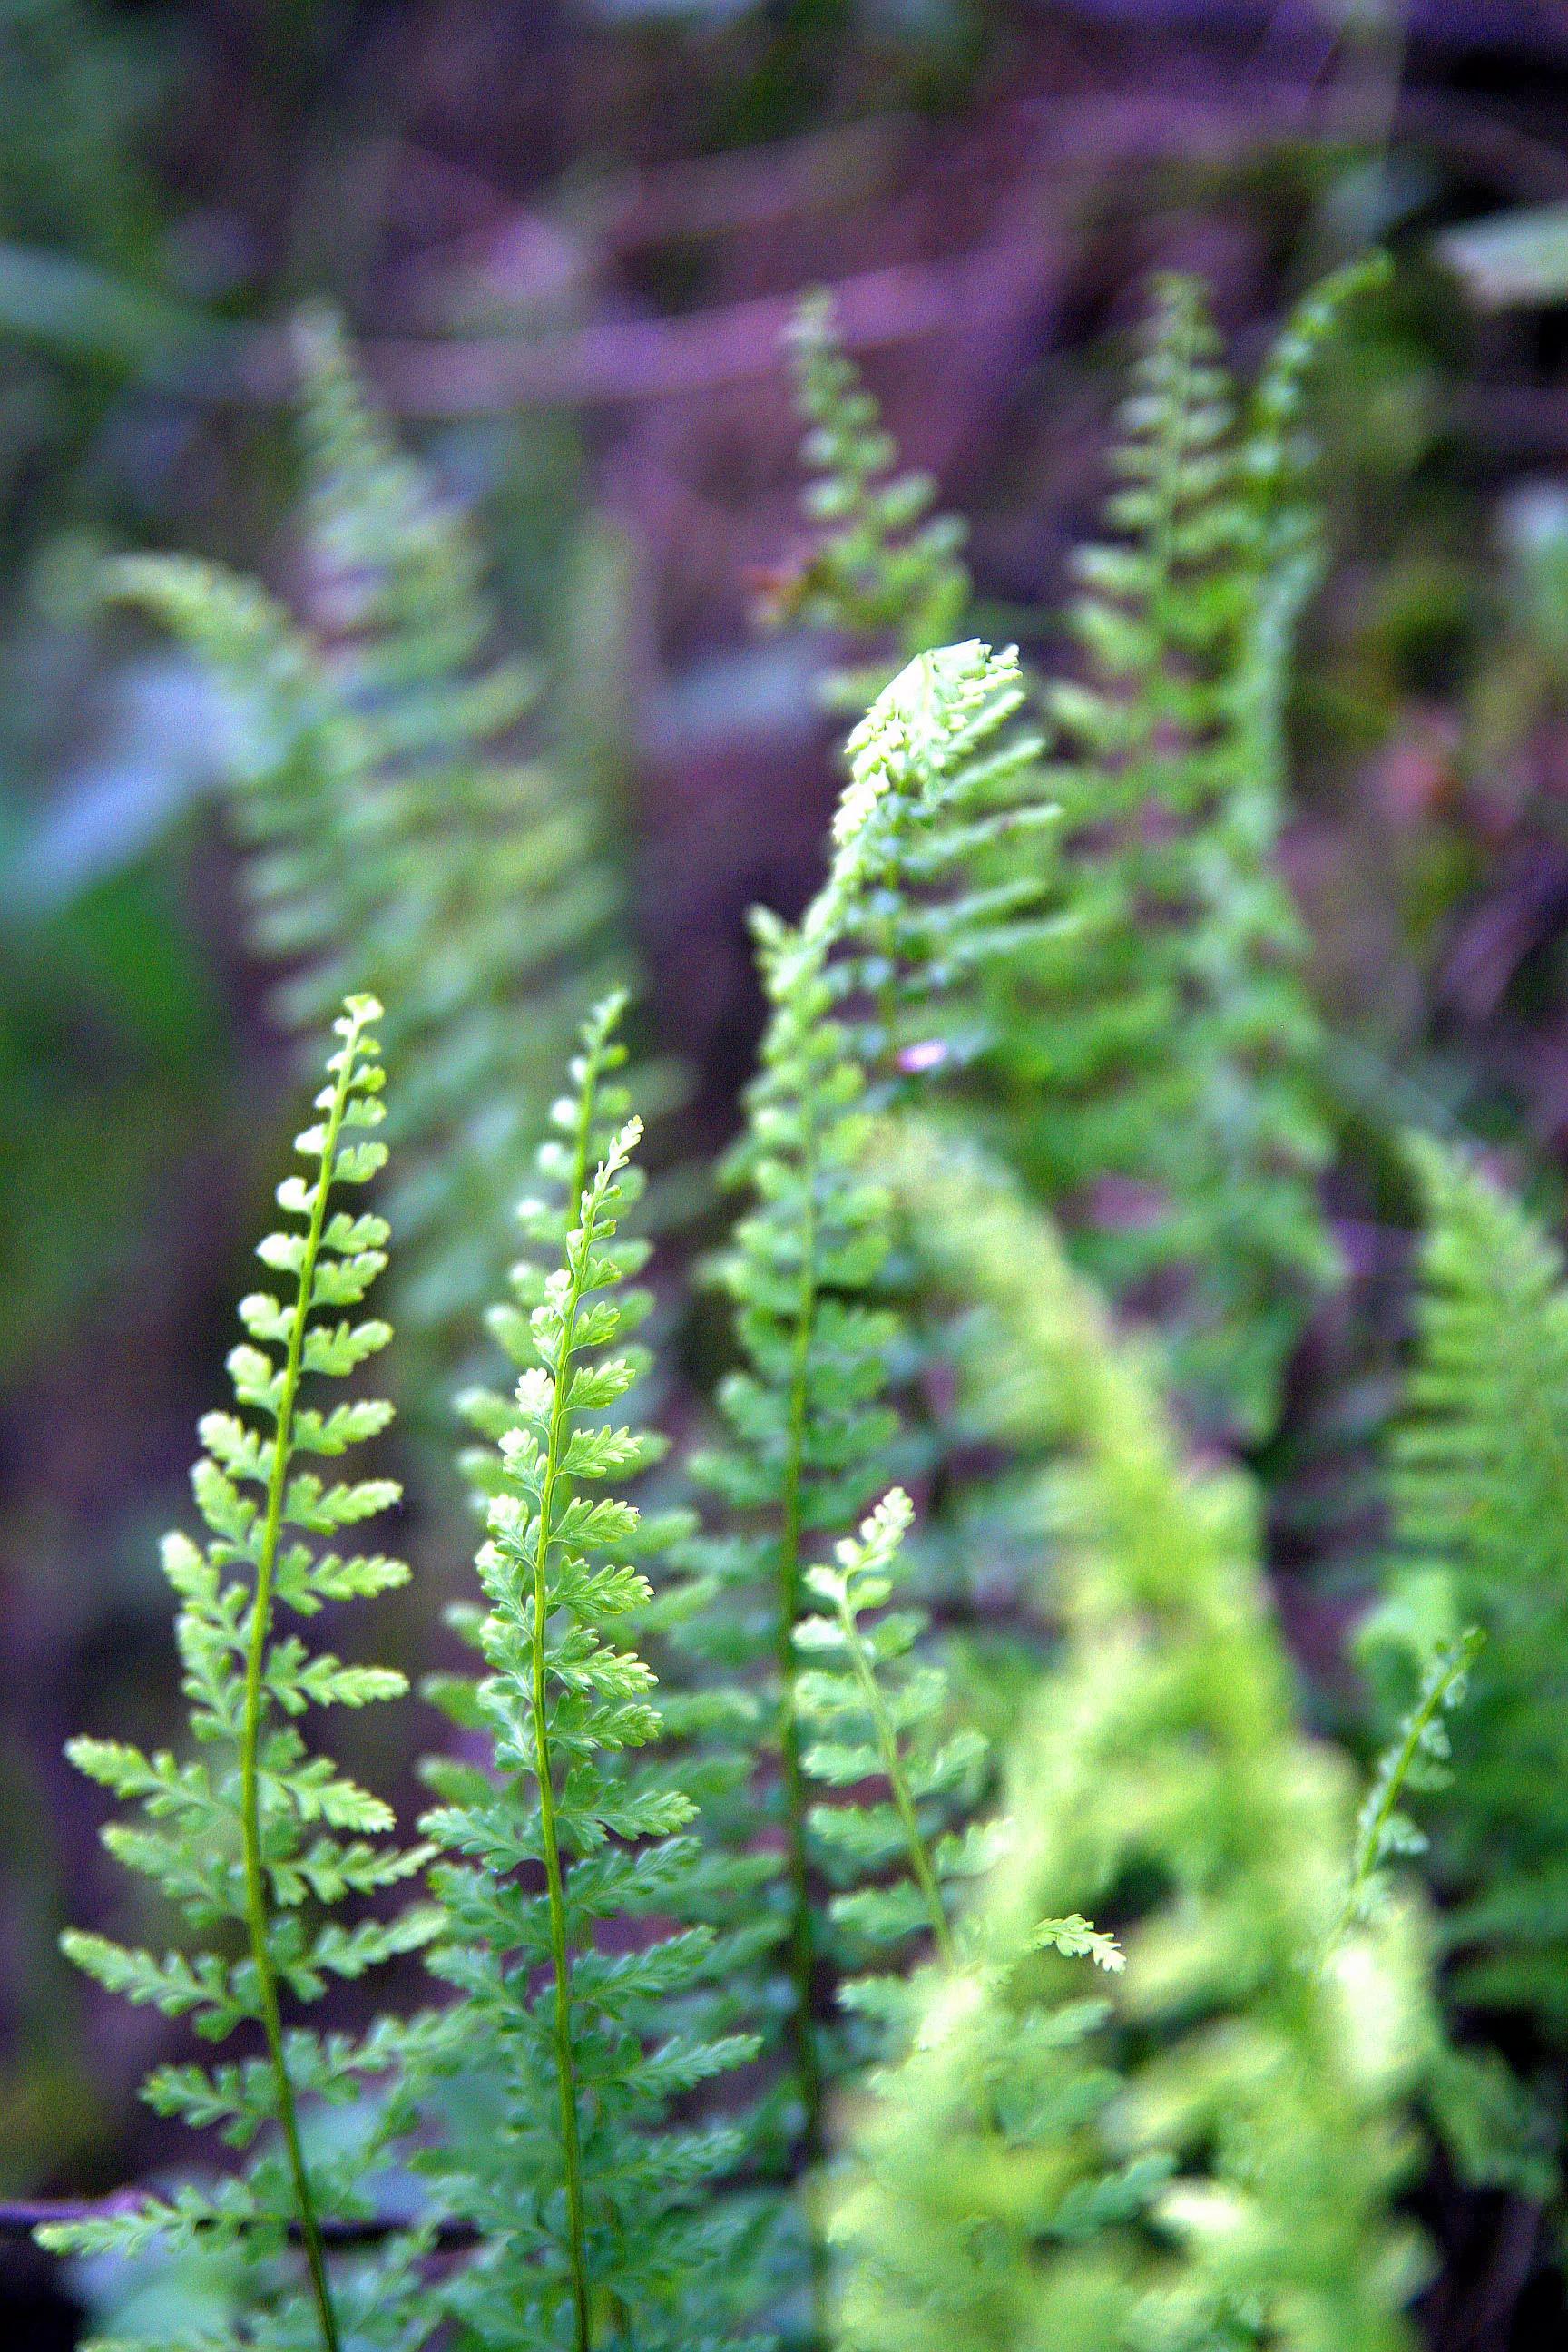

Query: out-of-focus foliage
(111, 319), (635, 1408)
(833, 1121), (1425, 2352)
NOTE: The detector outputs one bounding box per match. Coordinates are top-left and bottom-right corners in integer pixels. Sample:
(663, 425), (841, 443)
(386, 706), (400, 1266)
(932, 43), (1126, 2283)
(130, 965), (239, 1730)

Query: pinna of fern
(416, 995), (764, 2352)
(828, 1117), (1426, 2352)
(39, 995), (437, 2352)
(106, 312), (631, 1401)
(674, 639), (1054, 2201)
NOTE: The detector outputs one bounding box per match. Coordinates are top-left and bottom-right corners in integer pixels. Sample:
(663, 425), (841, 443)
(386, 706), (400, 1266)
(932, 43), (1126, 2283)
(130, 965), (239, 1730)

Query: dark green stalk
(833, 1596), (956, 1968)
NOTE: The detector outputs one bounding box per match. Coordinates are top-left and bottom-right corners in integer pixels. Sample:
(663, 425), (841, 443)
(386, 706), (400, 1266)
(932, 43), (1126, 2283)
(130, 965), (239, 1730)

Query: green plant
(109, 315), (632, 1404)
(39, 995), (436, 2352)
(829, 1119), (1425, 2352)
(417, 995), (761, 2352)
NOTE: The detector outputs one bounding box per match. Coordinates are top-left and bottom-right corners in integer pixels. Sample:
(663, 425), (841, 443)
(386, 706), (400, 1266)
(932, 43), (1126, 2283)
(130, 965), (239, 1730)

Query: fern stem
(779, 1201), (828, 2161)
(836, 1601), (956, 1968)
(776, 1122), (832, 2346)
(1327, 1627), (1482, 1962)
(238, 1030), (363, 2352)
(525, 1062), (604, 2352)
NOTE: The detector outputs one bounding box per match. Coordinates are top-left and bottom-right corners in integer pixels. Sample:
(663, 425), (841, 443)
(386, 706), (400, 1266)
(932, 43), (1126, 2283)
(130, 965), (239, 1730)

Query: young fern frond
(42, 995), (436, 2352)
(829, 1119), (1424, 2352)
(108, 314), (631, 1400)
(419, 997), (761, 2352)
(795, 1488), (991, 2024)
(679, 641), (1051, 2197)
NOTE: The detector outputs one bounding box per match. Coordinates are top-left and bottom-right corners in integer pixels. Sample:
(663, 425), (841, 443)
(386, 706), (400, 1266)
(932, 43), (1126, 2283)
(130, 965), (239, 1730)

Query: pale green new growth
(681, 640), (1051, 2205)
(45, 996), (435, 2352)
(779, 264), (1387, 1436)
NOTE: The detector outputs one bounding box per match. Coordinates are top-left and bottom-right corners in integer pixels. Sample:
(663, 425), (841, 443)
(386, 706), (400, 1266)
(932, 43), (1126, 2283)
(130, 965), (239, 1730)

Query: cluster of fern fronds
(40, 260), (1568, 2352)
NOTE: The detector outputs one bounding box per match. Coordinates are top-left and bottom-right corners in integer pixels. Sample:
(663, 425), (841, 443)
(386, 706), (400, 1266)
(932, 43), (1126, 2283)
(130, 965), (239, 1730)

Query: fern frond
(1328, 1625), (1483, 1958)
(418, 996), (761, 2352)
(1005, 272), (1342, 1434)
(769, 290), (969, 707)
(47, 996), (435, 2352)
(1367, 1137), (1568, 2041)
(108, 313), (631, 1400)
(829, 1119), (1424, 2352)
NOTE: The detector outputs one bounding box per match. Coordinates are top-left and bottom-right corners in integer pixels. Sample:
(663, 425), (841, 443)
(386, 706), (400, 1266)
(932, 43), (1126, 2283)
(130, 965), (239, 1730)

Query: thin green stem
(838, 1603), (956, 1968)
(524, 1054), (604, 2352)
(1326, 1627), (1481, 1963)
(239, 1031), (365, 2352)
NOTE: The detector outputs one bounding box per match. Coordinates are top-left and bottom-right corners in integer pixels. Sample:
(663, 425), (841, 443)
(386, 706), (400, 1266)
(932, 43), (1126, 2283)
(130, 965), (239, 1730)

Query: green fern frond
(418, 996), (762, 2352)
(1329, 1625), (1483, 1959)
(44, 996), (436, 2352)
(828, 1118), (1425, 2352)
(1005, 272), (1342, 1435)
(107, 313), (631, 1400)
(1367, 1137), (1568, 2041)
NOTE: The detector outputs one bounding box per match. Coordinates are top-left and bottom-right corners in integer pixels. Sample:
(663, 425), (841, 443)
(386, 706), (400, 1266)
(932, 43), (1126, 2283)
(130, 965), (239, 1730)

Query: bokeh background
(8, 1), (1568, 2340)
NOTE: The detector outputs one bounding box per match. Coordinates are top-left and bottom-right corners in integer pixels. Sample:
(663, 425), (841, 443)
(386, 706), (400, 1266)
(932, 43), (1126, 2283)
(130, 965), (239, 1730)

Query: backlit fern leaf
(42, 996), (436, 2352)
(795, 1486), (993, 2035)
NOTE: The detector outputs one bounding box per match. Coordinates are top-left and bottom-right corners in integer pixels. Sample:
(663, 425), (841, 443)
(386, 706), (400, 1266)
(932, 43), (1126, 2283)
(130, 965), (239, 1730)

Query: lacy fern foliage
(681, 640), (1051, 2187)
(796, 1487), (990, 2011)
(770, 291), (970, 707)
(44, 996), (434, 2352)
